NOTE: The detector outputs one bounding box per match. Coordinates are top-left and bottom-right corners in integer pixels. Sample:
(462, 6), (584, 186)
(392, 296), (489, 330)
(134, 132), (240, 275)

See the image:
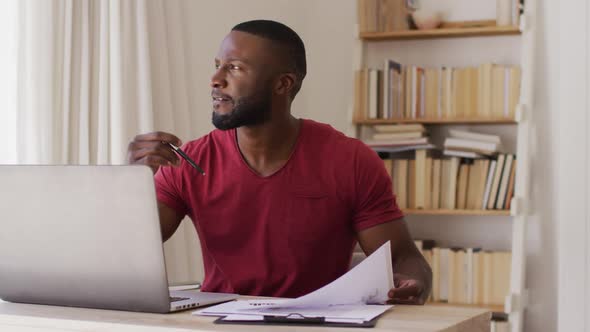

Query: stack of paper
(193, 241), (395, 323)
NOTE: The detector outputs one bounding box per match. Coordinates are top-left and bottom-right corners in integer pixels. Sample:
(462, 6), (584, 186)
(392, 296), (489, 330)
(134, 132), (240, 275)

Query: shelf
(353, 118), (517, 125)
(404, 209), (511, 216)
(427, 301), (504, 313)
(359, 25), (521, 41)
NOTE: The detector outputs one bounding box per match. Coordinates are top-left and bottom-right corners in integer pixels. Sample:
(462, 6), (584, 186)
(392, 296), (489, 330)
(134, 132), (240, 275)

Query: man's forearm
(393, 252), (433, 301)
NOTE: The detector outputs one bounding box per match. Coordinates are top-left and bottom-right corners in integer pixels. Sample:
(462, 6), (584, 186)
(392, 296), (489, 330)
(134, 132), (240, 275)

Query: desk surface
(0, 300), (491, 332)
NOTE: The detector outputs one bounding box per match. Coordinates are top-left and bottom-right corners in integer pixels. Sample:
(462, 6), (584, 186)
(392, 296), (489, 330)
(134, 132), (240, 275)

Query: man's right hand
(127, 131), (183, 174)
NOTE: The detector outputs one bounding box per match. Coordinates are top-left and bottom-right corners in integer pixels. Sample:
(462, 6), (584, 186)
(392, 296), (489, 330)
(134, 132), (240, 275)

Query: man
(127, 20), (432, 304)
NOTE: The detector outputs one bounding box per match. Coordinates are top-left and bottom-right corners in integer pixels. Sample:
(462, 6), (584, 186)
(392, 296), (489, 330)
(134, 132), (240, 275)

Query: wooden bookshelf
(360, 25), (521, 41)
(404, 209), (511, 216)
(428, 301), (504, 313)
(353, 118), (517, 125)
(354, 4), (532, 329)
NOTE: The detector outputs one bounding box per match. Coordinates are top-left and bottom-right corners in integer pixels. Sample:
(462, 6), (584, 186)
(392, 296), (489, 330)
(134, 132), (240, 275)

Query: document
(194, 241), (394, 322)
(221, 314), (366, 324)
(197, 301), (392, 321)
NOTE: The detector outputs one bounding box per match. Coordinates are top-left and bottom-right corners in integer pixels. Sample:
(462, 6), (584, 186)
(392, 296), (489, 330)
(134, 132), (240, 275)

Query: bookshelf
(404, 209), (511, 217)
(353, 118), (517, 125)
(359, 25), (521, 41)
(352, 1), (535, 331)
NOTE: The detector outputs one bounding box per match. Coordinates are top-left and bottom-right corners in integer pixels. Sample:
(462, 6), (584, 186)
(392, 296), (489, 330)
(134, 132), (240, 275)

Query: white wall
(167, 1), (559, 331)
(526, 0), (559, 331)
(556, 0), (588, 331)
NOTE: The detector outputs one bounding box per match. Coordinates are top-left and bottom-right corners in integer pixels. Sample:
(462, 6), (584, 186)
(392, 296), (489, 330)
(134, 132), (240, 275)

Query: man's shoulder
(303, 119), (366, 151)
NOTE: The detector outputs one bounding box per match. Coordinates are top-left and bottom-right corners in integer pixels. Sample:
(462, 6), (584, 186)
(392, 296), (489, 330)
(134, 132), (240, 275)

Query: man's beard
(212, 90), (272, 130)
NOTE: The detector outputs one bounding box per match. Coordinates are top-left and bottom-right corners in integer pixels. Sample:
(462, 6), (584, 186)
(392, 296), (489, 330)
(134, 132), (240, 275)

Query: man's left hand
(387, 273), (427, 305)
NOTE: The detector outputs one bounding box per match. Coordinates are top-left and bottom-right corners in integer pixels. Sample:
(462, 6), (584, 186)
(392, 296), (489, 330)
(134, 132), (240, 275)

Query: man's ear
(275, 73), (297, 96)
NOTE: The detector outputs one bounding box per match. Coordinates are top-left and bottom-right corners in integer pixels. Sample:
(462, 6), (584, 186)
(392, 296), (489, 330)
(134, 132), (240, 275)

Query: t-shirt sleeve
(352, 143), (404, 232)
(154, 165), (189, 217)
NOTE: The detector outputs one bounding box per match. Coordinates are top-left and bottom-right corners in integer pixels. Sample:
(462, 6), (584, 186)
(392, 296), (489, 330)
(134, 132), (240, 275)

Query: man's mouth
(212, 96), (232, 102)
(212, 93), (233, 111)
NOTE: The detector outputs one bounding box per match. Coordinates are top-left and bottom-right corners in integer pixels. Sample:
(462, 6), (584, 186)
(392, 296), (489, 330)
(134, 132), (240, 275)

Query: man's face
(210, 31), (278, 130)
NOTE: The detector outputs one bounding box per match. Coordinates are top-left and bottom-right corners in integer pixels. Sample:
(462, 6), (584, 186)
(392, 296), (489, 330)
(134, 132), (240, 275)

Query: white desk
(0, 300), (490, 332)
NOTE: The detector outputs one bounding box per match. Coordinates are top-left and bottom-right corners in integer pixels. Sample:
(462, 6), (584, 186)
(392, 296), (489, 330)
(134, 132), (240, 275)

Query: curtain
(16, 0), (203, 284)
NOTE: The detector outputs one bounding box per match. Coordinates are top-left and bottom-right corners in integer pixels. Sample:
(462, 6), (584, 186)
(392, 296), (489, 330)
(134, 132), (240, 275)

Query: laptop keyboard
(170, 296), (190, 302)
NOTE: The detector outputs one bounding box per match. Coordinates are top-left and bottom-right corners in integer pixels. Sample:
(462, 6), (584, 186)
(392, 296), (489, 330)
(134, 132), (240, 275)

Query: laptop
(0, 165), (238, 313)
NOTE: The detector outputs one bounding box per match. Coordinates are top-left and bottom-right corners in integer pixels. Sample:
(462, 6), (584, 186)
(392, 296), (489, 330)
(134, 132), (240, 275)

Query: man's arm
(126, 131), (186, 242)
(357, 217), (432, 304)
(158, 201), (185, 242)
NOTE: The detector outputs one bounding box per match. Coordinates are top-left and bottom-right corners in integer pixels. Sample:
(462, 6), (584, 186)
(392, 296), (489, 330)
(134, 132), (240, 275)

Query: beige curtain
(17, 0), (203, 284)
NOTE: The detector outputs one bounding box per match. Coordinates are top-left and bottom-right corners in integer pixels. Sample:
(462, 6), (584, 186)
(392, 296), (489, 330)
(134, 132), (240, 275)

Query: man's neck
(236, 115), (301, 177)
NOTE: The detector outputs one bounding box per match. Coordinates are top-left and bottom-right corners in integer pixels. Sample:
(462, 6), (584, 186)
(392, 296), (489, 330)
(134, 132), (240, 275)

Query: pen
(163, 142), (206, 176)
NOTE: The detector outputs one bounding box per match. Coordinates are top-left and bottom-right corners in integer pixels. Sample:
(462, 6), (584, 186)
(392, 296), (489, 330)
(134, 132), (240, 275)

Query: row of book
(353, 62), (521, 121)
(365, 125), (502, 158)
(384, 152), (516, 210)
(415, 240), (511, 306)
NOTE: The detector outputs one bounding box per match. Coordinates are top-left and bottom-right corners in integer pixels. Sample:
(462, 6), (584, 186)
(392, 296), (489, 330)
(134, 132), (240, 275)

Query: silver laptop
(0, 165), (237, 313)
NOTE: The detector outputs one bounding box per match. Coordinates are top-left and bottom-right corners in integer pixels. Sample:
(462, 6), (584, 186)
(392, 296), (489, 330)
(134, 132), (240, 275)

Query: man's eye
(214, 64), (220, 69)
(229, 64), (240, 70)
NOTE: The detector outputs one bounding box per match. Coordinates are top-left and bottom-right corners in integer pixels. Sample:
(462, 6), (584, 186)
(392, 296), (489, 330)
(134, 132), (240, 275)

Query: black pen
(164, 142), (206, 176)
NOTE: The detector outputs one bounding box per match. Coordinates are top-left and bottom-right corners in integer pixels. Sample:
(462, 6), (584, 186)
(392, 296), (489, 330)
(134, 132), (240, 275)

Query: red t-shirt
(155, 119), (403, 297)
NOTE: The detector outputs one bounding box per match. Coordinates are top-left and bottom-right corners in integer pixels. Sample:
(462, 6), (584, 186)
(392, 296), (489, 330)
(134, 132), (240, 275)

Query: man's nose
(210, 69), (227, 88)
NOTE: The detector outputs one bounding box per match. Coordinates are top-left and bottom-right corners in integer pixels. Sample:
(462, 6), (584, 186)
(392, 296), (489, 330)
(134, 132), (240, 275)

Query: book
(472, 248), (484, 304)
(368, 69), (379, 119)
(482, 251), (493, 304)
(465, 248), (474, 304)
(449, 129), (502, 144)
(372, 123), (426, 133)
(487, 154), (507, 209)
(424, 157), (433, 209)
(475, 159), (491, 210)
(443, 149), (485, 159)
(393, 159), (408, 209)
(431, 159), (442, 209)
(439, 248), (450, 302)
(505, 159), (517, 210)
(482, 160), (498, 209)
(372, 131), (424, 140)
(466, 161), (480, 209)
(496, 154), (515, 209)
(408, 160), (416, 208)
(364, 137), (429, 147)
(431, 247), (441, 301)
(444, 138), (499, 155)
(448, 248), (466, 304)
(447, 157), (460, 209)
(456, 164), (469, 210)
(415, 150), (427, 209)
(371, 144), (435, 154)
(491, 251), (511, 305)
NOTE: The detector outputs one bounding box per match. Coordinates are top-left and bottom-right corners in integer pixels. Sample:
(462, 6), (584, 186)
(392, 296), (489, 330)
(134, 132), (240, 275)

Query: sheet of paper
(244, 241), (393, 309)
(195, 301), (392, 321)
(194, 241), (394, 321)
(221, 314), (264, 321)
(220, 314), (366, 324)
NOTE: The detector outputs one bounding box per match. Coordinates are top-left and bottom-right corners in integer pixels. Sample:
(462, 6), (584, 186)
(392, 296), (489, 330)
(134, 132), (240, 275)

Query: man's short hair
(232, 20), (306, 97)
